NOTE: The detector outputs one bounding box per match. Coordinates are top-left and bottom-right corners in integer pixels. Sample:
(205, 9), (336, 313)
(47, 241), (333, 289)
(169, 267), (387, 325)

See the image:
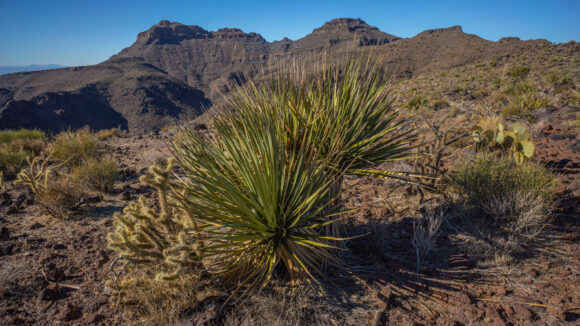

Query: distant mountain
(0, 18), (562, 133)
(0, 64), (67, 75)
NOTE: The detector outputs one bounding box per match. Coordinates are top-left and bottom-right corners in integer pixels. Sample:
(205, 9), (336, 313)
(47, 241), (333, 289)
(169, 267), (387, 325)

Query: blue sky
(0, 0), (578, 66)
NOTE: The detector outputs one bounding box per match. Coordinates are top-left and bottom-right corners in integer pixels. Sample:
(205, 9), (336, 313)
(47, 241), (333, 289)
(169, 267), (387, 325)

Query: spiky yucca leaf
(172, 106), (346, 293)
(227, 54), (415, 178)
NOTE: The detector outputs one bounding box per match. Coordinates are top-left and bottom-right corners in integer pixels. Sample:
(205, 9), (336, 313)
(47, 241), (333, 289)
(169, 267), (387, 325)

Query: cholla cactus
(108, 159), (201, 280)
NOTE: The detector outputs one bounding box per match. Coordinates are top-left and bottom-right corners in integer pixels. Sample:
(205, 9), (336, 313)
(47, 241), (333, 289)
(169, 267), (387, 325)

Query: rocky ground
(0, 102), (578, 325)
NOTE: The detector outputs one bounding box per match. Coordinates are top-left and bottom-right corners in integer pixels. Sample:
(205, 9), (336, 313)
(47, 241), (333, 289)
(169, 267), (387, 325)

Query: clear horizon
(0, 0), (578, 67)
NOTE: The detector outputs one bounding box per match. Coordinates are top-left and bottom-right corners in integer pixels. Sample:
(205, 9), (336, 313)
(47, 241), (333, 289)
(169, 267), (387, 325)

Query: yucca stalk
(172, 104), (347, 294)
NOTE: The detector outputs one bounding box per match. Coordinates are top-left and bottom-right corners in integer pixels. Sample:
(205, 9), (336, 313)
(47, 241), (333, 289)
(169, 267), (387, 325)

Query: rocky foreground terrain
(0, 17), (579, 326)
(0, 102), (578, 325)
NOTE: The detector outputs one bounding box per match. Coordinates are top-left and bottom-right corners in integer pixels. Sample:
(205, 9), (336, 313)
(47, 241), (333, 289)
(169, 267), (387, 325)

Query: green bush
(0, 149), (29, 179)
(0, 129), (47, 180)
(506, 66), (529, 80)
(545, 69), (573, 86)
(450, 153), (555, 232)
(49, 128), (99, 165)
(70, 157), (118, 192)
(0, 128), (46, 144)
(404, 95), (428, 110)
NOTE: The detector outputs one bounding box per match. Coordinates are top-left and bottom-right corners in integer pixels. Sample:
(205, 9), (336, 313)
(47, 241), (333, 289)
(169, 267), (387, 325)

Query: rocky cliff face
(0, 18), (556, 133)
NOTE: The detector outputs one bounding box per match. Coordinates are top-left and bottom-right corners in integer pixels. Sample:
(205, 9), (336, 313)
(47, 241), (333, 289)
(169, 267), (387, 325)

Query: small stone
(39, 283), (61, 301)
(86, 313), (104, 323)
(58, 303), (81, 321)
(546, 304), (565, 320)
(512, 305), (533, 321)
(120, 191), (131, 201)
(28, 222), (44, 230)
(520, 278), (534, 284)
(84, 194), (103, 204)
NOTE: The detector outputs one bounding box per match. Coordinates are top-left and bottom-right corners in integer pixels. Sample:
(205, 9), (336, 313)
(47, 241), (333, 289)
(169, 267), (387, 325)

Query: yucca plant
(229, 54), (415, 179)
(172, 105), (346, 294)
(223, 54), (415, 247)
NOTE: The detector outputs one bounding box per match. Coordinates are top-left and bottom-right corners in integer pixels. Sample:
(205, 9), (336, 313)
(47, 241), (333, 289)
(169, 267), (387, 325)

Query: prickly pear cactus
(471, 120), (535, 164)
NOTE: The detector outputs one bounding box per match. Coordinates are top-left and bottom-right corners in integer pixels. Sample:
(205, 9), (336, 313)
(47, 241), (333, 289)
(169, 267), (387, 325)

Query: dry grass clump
(545, 69), (573, 87)
(0, 128), (47, 180)
(96, 127), (123, 140)
(0, 128), (46, 144)
(506, 65), (529, 80)
(48, 128), (98, 165)
(70, 157), (118, 192)
(108, 271), (213, 325)
(448, 153), (556, 260)
(16, 128), (118, 218)
(412, 208), (444, 273)
(108, 269), (372, 326)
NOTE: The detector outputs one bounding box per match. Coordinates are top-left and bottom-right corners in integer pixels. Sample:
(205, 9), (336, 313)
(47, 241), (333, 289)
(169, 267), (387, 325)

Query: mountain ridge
(0, 18), (566, 133)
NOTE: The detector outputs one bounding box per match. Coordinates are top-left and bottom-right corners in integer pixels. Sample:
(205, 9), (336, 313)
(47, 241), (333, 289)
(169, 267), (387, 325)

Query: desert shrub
(6, 138), (46, 155)
(506, 65), (529, 80)
(545, 69), (573, 86)
(503, 92), (549, 117)
(450, 153), (555, 235)
(48, 128), (99, 165)
(16, 156), (87, 219)
(0, 128), (46, 144)
(16, 129), (117, 218)
(172, 114), (345, 293)
(70, 157), (118, 192)
(0, 129), (47, 180)
(405, 95), (428, 110)
(0, 148), (29, 180)
(96, 127), (122, 140)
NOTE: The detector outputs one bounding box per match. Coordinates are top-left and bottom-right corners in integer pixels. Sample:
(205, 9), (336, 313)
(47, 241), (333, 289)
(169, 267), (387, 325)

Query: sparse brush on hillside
(0, 129), (47, 180)
(96, 127), (123, 140)
(16, 128), (118, 218)
(16, 155), (86, 219)
(545, 69), (573, 87)
(48, 127), (99, 165)
(70, 157), (118, 192)
(449, 153), (556, 257)
(506, 65), (529, 80)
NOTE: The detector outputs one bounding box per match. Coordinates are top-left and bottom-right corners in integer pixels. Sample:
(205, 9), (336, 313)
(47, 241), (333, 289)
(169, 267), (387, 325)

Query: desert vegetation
(15, 128), (118, 218)
(0, 21), (578, 326)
